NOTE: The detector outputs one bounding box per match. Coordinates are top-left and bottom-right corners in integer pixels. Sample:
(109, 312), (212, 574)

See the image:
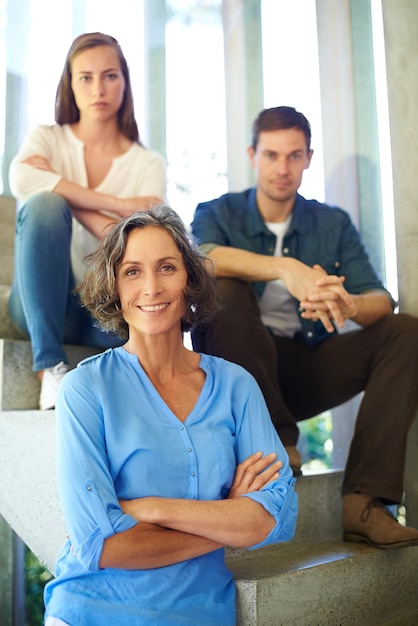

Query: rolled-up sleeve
(55, 370), (137, 572)
(232, 371), (298, 548)
(244, 480), (297, 549)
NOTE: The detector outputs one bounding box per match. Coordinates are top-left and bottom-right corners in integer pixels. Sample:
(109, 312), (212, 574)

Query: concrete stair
(228, 541), (418, 625)
(0, 196), (16, 287)
(0, 336), (101, 410)
(0, 194), (417, 625)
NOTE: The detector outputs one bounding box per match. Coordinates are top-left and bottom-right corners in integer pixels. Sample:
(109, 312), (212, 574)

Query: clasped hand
(298, 264), (354, 332)
(283, 260), (354, 332)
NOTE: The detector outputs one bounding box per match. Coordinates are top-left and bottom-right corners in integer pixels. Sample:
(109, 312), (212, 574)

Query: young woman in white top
(8, 32), (166, 409)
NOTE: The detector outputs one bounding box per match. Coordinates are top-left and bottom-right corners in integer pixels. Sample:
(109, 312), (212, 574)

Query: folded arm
(99, 521), (223, 570)
(19, 155), (163, 225)
(120, 495), (275, 545)
(101, 451), (281, 569)
(53, 176), (163, 217)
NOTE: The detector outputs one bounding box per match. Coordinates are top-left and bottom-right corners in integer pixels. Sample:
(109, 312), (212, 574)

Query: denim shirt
(192, 188), (394, 347)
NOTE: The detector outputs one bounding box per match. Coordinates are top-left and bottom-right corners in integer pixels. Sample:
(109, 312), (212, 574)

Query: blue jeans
(9, 192), (123, 371)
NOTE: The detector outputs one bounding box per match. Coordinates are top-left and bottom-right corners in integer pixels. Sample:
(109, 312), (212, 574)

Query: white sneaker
(39, 361), (71, 410)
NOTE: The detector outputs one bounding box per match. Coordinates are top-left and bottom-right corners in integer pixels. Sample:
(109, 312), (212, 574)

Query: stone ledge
(0, 253), (14, 287)
(228, 539), (418, 625)
(0, 285), (24, 340)
(0, 410), (65, 570)
(0, 339), (102, 410)
(0, 195), (16, 220)
(0, 195), (16, 286)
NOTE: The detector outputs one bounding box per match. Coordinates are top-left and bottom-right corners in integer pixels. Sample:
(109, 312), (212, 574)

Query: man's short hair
(251, 106), (312, 151)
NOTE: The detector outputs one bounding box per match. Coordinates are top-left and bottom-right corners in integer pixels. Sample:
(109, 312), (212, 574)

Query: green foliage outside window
(298, 411), (333, 472)
(25, 548), (53, 626)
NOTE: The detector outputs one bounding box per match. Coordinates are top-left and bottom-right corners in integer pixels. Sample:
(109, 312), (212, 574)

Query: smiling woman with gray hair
(44, 205), (297, 626)
(78, 205), (218, 338)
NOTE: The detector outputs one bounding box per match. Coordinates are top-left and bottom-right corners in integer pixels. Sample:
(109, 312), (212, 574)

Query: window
(165, 0), (227, 226)
(261, 0), (324, 202)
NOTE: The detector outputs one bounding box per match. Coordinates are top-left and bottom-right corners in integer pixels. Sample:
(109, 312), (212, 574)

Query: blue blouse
(44, 348), (297, 626)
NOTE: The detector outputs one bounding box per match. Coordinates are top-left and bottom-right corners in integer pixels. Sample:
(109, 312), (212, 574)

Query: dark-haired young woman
(8, 32), (166, 410)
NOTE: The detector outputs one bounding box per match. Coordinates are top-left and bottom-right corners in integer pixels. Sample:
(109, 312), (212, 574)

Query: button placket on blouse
(178, 424), (199, 499)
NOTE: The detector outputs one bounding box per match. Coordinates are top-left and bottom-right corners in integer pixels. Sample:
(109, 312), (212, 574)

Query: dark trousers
(192, 279), (418, 503)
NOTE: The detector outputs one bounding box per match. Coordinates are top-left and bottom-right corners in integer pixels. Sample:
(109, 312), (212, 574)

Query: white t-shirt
(9, 124), (166, 284)
(258, 217), (302, 338)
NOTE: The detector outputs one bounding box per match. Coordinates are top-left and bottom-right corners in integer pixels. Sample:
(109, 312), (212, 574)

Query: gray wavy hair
(77, 205), (219, 340)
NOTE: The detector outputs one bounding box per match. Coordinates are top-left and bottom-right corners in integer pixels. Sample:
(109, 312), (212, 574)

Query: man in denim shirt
(191, 106), (418, 549)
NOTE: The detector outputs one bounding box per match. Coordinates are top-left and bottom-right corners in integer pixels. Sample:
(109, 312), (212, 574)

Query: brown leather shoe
(342, 492), (418, 549)
(285, 445), (302, 477)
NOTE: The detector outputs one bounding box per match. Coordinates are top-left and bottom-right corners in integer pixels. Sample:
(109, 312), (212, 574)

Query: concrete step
(383, 610), (418, 626)
(0, 286), (103, 411)
(293, 468), (342, 541)
(0, 196), (16, 286)
(0, 285), (26, 341)
(0, 338), (101, 410)
(226, 539), (418, 625)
